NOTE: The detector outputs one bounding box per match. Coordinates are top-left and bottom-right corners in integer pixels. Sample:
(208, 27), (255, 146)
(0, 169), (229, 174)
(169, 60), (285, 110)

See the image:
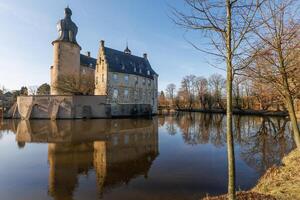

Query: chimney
(143, 53), (147, 59)
(100, 40), (105, 48)
(86, 51), (91, 57)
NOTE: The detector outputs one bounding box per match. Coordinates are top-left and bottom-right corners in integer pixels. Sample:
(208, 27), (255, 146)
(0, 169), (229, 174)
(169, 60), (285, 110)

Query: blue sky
(0, 0), (224, 92)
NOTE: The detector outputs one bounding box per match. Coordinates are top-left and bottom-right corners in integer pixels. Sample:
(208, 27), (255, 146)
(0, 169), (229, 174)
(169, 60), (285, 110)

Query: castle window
(102, 74), (104, 82)
(113, 73), (118, 81)
(147, 70), (150, 75)
(96, 77), (98, 84)
(113, 89), (118, 99)
(89, 63), (93, 68)
(124, 134), (129, 144)
(134, 91), (138, 100)
(142, 78), (146, 85)
(135, 76), (138, 84)
(124, 89), (129, 99)
(82, 69), (86, 74)
(113, 136), (118, 146)
(124, 75), (129, 83)
(148, 79), (151, 86)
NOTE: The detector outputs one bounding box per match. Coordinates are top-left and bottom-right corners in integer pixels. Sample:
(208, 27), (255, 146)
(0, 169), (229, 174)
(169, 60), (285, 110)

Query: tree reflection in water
(160, 113), (295, 173)
(0, 114), (296, 200)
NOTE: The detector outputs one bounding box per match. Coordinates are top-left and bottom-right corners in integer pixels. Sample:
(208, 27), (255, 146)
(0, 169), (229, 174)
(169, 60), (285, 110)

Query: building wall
(17, 95), (107, 119)
(16, 95), (152, 119)
(107, 72), (155, 104)
(94, 42), (108, 96)
(80, 65), (95, 84)
(51, 41), (81, 95)
(93, 43), (158, 114)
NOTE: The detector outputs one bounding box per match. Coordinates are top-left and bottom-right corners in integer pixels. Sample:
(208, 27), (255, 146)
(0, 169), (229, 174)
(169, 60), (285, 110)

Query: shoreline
(203, 149), (300, 200)
(171, 109), (288, 117)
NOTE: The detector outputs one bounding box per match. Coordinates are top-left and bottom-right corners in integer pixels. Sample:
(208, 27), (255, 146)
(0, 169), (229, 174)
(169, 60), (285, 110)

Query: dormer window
(124, 89), (129, 99)
(147, 70), (150, 75)
(135, 76), (138, 84)
(89, 63), (93, 68)
(124, 75), (129, 83)
(122, 64), (125, 70)
(113, 73), (118, 81)
(134, 67), (137, 72)
(139, 68), (142, 73)
(113, 89), (118, 99)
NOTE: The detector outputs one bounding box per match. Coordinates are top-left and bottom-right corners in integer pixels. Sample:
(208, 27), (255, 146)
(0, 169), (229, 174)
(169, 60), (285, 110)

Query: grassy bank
(252, 149), (300, 200)
(203, 149), (300, 200)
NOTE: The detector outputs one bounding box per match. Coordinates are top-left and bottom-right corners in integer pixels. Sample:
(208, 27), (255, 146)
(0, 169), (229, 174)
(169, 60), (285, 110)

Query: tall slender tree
(172, 0), (264, 199)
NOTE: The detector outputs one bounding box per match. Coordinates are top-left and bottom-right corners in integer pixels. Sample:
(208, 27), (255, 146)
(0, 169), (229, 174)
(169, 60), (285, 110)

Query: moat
(0, 113), (295, 200)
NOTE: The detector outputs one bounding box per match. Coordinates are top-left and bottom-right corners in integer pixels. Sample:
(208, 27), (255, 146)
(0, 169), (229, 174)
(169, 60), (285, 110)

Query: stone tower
(50, 7), (81, 95)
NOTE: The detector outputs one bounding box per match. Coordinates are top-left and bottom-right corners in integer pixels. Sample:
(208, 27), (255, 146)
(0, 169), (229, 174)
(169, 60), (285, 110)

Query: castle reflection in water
(4, 118), (159, 200)
(0, 113), (296, 200)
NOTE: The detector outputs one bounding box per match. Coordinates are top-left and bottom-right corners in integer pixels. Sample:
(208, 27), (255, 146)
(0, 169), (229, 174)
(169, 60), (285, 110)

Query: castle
(51, 7), (158, 105)
(13, 7), (158, 119)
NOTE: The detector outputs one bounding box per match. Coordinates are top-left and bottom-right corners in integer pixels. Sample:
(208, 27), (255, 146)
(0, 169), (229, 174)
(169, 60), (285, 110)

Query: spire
(124, 41), (131, 55)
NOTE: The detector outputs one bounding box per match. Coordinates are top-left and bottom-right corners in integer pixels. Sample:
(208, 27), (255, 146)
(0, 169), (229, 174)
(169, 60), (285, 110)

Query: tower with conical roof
(50, 7), (81, 95)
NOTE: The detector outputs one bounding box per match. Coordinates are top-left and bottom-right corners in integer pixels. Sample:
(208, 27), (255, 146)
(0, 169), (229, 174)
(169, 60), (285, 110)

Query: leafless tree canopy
(172, 0), (264, 73)
(54, 74), (95, 95)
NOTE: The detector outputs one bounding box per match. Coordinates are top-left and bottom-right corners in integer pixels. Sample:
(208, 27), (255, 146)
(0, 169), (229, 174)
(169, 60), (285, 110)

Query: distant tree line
(0, 83), (51, 110)
(160, 70), (299, 112)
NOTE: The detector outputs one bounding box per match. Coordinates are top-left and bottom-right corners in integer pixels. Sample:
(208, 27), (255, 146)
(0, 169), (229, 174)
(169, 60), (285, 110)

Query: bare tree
(208, 73), (226, 109)
(54, 74), (95, 95)
(28, 85), (38, 95)
(158, 91), (167, 107)
(181, 75), (197, 109)
(247, 0), (300, 149)
(166, 83), (176, 105)
(172, 0), (264, 198)
(195, 76), (208, 109)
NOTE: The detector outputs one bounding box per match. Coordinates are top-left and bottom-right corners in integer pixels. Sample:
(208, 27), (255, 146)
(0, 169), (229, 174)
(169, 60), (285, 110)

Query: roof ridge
(104, 47), (145, 60)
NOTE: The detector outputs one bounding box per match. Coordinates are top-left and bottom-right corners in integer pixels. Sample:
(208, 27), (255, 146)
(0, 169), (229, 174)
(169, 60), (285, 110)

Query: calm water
(0, 113), (295, 200)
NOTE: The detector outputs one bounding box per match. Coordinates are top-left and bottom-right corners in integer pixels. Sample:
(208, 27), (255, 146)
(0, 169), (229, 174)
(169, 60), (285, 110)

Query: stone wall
(16, 95), (153, 119)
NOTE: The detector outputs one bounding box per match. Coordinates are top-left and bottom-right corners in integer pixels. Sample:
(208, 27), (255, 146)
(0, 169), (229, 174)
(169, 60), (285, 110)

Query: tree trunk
(277, 40), (300, 150)
(226, 0), (236, 199)
(285, 95), (300, 150)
